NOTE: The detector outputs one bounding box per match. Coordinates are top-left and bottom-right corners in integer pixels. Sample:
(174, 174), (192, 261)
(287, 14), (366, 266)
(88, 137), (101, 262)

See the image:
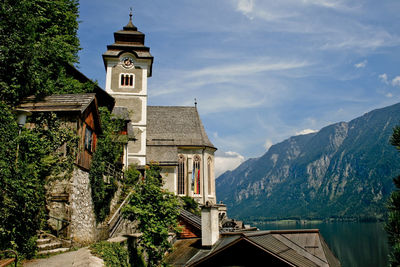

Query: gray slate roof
(147, 106), (215, 148)
(17, 94), (96, 114)
(146, 106), (216, 165)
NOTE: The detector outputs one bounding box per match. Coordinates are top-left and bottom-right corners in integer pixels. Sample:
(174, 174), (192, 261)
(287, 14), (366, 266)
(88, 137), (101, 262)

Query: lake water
(252, 221), (389, 267)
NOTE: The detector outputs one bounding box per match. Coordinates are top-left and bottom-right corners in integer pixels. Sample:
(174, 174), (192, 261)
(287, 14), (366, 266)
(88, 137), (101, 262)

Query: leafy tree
(122, 165), (181, 266)
(0, 0), (94, 258)
(386, 125), (400, 266)
(0, 0), (94, 106)
(89, 107), (127, 222)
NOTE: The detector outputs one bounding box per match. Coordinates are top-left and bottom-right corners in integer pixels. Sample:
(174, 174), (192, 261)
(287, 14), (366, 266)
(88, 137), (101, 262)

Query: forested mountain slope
(216, 103), (400, 220)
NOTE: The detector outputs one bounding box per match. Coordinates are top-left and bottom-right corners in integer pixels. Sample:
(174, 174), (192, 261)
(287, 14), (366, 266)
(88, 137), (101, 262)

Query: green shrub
(122, 164), (181, 266)
(90, 241), (129, 267)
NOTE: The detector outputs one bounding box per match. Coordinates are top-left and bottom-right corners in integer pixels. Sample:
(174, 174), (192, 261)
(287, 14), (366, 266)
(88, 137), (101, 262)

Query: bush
(90, 241), (129, 267)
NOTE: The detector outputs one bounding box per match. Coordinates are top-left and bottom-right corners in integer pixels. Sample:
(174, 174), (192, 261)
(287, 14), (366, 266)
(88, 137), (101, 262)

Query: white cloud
(215, 151), (245, 178)
(354, 60), (367, 68)
(296, 129), (318, 135)
(236, 0), (254, 15)
(186, 59), (311, 79)
(264, 139), (273, 151)
(379, 73), (389, 85)
(301, 0), (343, 9)
(392, 76), (400, 87)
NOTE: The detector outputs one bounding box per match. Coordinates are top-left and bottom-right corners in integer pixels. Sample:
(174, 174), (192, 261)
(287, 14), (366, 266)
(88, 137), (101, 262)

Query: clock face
(122, 56), (134, 68)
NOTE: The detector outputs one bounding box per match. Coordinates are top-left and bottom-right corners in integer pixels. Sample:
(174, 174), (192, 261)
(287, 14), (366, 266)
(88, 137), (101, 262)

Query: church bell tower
(103, 11), (153, 166)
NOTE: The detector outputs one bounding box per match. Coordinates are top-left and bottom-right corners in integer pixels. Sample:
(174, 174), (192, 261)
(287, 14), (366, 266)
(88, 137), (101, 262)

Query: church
(103, 12), (217, 205)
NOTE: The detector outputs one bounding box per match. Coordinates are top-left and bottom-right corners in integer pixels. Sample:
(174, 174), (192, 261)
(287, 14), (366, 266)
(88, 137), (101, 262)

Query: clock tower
(103, 11), (153, 166)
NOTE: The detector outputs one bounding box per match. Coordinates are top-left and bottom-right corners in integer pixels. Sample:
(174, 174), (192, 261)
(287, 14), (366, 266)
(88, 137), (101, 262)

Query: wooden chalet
(17, 93), (102, 170)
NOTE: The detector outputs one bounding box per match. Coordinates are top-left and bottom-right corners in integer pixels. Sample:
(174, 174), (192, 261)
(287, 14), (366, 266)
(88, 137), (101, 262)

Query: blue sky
(77, 0), (400, 176)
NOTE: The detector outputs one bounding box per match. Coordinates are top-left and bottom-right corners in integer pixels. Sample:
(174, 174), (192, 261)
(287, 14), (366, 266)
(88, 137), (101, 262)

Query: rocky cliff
(216, 103), (400, 220)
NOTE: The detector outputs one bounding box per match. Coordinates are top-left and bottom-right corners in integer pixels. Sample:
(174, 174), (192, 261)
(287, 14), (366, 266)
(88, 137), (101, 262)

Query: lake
(252, 221), (389, 267)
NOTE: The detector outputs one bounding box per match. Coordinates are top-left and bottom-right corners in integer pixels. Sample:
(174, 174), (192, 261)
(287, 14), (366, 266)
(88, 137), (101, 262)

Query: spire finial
(124, 7), (137, 30)
(194, 98), (197, 108)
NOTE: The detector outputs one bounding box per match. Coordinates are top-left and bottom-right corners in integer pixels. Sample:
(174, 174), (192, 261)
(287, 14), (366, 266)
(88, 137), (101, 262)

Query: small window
(120, 73), (135, 88)
(208, 157), (213, 195)
(84, 126), (93, 152)
(178, 155), (185, 195)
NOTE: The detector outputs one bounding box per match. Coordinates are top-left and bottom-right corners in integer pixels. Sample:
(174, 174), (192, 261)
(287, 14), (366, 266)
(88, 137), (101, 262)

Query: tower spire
(124, 7), (137, 30)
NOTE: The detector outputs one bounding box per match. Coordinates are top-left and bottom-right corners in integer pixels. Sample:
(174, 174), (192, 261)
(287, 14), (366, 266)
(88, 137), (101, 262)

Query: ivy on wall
(89, 107), (127, 223)
(0, 109), (78, 258)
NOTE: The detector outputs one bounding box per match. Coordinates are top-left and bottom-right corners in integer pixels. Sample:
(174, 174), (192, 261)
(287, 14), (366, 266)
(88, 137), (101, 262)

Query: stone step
(37, 241), (63, 251)
(36, 238), (52, 245)
(37, 247), (70, 255)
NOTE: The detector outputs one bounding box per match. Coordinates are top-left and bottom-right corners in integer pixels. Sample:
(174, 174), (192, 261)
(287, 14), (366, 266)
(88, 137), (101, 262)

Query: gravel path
(22, 248), (104, 267)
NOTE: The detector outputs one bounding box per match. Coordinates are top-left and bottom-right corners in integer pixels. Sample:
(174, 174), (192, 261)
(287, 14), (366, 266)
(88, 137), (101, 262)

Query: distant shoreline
(243, 217), (386, 225)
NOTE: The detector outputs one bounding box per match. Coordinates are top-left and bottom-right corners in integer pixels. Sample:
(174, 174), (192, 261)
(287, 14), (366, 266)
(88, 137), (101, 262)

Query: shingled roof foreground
(171, 229), (341, 267)
(146, 106), (216, 165)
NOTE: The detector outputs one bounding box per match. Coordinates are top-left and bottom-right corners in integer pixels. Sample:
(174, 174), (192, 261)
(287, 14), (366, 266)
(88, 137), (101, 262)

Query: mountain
(216, 103), (400, 220)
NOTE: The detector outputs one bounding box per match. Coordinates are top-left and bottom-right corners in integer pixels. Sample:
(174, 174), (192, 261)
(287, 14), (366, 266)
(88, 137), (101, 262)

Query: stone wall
(46, 166), (135, 245)
(70, 167), (108, 245)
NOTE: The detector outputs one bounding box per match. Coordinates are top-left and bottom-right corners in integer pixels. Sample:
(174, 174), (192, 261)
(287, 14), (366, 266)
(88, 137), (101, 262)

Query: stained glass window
(192, 155), (201, 195)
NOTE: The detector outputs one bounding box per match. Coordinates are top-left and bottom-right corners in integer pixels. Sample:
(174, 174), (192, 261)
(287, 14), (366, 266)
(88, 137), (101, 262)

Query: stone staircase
(37, 231), (72, 255)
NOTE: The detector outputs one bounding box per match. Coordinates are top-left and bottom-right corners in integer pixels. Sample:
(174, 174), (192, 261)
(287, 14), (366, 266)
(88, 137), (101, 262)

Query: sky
(77, 0), (400, 177)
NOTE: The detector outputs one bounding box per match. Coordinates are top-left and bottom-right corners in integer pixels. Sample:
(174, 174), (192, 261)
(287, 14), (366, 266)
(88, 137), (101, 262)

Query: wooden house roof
(167, 229), (340, 267)
(17, 93), (97, 113)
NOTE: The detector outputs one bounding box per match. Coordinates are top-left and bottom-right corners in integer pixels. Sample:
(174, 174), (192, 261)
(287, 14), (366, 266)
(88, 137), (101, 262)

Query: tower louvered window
(120, 74), (134, 87)
(192, 155), (201, 195)
(178, 155), (185, 195)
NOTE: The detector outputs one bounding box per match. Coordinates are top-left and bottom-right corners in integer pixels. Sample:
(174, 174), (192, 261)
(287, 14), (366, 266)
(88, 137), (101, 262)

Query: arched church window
(208, 157), (213, 195)
(192, 155), (201, 195)
(178, 155), (185, 195)
(120, 73), (135, 88)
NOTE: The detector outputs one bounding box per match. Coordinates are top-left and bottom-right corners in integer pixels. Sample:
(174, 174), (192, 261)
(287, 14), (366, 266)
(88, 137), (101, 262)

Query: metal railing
(107, 190), (133, 237)
(46, 215), (70, 238)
